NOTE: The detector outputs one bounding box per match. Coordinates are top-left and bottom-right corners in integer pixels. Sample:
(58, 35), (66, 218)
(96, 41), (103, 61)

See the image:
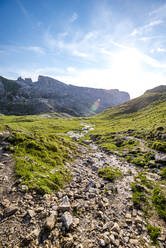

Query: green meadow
(1, 89), (166, 200)
(0, 114), (82, 194)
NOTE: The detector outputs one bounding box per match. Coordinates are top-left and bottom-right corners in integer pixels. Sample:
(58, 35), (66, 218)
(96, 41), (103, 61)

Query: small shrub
(147, 225), (161, 244)
(137, 172), (153, 189)
(152, 141), (166, 152)
(161, 168), (166, 179)
(98, 167), (123, 182)
(131, 182), (146, 208)
(152, 185), (166, 221)
(131, 157), (145, 166)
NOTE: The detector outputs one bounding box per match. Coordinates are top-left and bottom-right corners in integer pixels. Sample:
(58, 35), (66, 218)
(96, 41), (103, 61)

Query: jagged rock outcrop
(0, 75), (130, 116)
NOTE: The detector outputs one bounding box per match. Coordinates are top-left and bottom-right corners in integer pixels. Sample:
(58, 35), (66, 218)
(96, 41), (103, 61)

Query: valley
(0, 85), (166, 247)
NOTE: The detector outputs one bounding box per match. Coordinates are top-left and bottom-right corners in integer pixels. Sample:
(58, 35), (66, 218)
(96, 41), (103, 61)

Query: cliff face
(0, 75), (130, 116)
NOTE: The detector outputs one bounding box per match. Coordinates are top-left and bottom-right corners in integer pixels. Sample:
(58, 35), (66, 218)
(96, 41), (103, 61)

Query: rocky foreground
(0, 127), (166, 248)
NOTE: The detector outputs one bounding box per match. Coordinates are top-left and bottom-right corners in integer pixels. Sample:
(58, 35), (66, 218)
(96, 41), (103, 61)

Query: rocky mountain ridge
(0, 75), (130, 116)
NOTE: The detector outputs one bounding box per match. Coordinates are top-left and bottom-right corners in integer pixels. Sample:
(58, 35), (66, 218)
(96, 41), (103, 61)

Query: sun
(111, 48), (142, 78)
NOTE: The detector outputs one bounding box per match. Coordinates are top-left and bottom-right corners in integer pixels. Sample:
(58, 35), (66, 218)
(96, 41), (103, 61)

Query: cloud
(25, 46), (45, 54)
(44, 30), (97, 59)
(150, 47), (166, 54)
(15, 0), (33, 25)
(139, 35), (163, 41)
(149, 3), (166, 18)
(0, 45), (45, 55)
(70, 12), (78, 23)
(72, 50), (88, 58)
(131, 20), (163, 36)
(156, 47), (166, 53)
(67, 67), (76, 72)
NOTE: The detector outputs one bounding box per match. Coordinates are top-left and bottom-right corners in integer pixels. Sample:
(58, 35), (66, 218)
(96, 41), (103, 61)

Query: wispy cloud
(67, 67), (76, 73)
(70, 12), (78, 23)
(0, 45), (45, 55)
(150, 47), (166, 54)
(24, 46), (45, 54)
(131, 20), (163, 36)
(44, 30), (98, 59)
(139, 35), (163, 41)
(15, 0), (33, 25)
(157, 47), (166, 53)
(149, 4), (166, 18)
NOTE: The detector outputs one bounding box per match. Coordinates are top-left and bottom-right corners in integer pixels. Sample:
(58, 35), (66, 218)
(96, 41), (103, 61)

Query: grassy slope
(0, 114), (82, 194)
(89, 91), (166, 133)
(0, 87), (166, 207)
(87, 91), (166, 157)
(86, 90), (166, 226)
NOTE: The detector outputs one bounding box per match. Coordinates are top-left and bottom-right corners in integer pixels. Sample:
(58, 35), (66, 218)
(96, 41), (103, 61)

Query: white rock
(62, 211), (73, 230)
(45, 212), (56, 230)
(59, 196), (71, 212)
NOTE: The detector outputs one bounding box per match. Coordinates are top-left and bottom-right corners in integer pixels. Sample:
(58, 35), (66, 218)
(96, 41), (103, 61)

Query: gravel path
(0, 125), (165, 248)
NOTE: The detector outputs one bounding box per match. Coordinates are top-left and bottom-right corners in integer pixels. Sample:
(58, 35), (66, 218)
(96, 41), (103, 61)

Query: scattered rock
(59, 196), (71, 212)
(27, 209), (35, 218)
(44, 212), (56, 230)
(1, 199), (10, 208)
(155, 154), (166, 163)
(3, 205), (18, 218)
(111, 223), (120, 233)
(130, 239), (138, 245)
(62, 211), (73, 230)
(99, 239), (106, 247)
(72, 217), (80, 227)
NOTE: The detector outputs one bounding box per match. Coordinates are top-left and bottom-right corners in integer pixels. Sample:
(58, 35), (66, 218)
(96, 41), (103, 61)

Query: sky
(1, 0), (166, 98)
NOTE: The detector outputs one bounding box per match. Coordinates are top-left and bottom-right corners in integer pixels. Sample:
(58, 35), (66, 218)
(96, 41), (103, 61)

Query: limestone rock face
(0, 75), (130, 116)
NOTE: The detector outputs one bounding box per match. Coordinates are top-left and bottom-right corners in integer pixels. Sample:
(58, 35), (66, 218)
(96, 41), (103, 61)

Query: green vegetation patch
(147, 225), (161, 244)
(85, 91), (166, 165)
(94, 133), (138, 156)
(0, 114), (83, 194)
(134, 172), (153, 189)
(161, 168), (166, 179)
(151, 140), (166, 153)
(131, 182), (147, 208)
(9, 130), (77, 194)
(98, 166), (123, 182)
(152, 185), (166, 221)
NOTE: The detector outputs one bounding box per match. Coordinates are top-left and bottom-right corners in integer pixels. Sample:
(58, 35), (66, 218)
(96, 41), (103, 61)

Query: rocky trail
(0, 125), (165, 248)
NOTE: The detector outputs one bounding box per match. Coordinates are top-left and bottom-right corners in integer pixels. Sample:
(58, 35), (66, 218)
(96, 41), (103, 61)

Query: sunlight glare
(111, 48), (142, 78)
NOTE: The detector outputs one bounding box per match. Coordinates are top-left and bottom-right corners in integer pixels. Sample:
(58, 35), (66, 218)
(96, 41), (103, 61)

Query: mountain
(0, 75), (130, 116)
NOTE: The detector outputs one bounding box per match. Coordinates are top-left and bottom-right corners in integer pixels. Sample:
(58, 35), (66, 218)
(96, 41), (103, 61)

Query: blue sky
(1, 0), (166, 97)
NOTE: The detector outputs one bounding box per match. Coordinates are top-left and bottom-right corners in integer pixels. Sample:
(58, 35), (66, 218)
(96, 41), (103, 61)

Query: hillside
(0, 85), (166, 247)
(88, 86), (166, 165)
(0, 75), (130, 116)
